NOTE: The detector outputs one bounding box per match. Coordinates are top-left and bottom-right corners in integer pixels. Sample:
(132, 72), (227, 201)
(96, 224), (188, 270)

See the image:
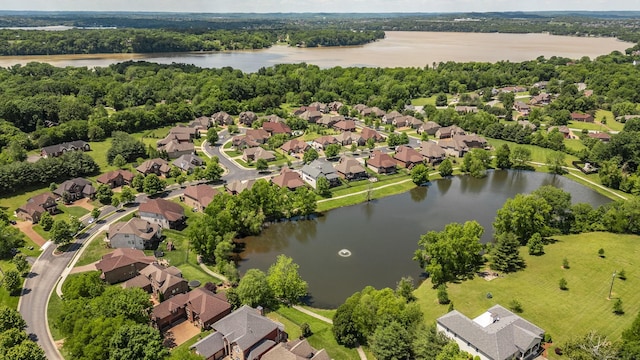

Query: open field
(568, 121), (609, 132)
(563, 139), (586, 153)
(595, 110), (624, 132)
(487, 139), (579, 166)
(414, 232), (640, 355)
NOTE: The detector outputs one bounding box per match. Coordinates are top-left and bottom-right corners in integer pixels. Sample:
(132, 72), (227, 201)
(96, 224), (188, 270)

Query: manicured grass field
(568, 121), (609, 132)
(414, 232), (640, 352)
(317, 177), (416, 212)
(563, 139), (586, 153)
(74, 232), (110, 267)
(595, 110), (624, 132)
(411, 95), (441, 106)
(487, 139), (579, 166)
(48, 293), (64, 340)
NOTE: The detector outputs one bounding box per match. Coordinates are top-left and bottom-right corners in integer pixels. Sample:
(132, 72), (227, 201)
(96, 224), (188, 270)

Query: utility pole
(608, 271), (616, 299)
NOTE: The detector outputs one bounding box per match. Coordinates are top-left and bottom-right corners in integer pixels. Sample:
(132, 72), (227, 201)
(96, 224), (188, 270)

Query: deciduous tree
(369, 321), (412, 360)
(438, 158), (453, 177)
(267, 255), (308, 305)
(50, 219), (73, 245)
(108, 323), (168, 360)
(495, 143), (512, 169)
(411, 163), (430, 185)
(236, 269), (274, 308)
(493, 193), (552, 244)
(142, 174), (166, 195)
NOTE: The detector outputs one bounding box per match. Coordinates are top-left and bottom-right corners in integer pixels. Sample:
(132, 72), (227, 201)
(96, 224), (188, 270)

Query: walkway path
(292, 305), (368, 360)
(528, 162), (627, 200)
(69, 261), (98, 274)
(198, 263), (229, 283)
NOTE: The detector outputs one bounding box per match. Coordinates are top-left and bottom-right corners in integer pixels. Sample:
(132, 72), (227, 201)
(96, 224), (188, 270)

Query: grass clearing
(75, 231), (110, 267)
(568, 121), (609, 132)
(596, 110), (623, 132)
(487, 139), (578, 166)
(564, 139), (586, 152)
(48, 293), (64, 340)
(318, 177), (416, 212)
(414, 232), (640, 353)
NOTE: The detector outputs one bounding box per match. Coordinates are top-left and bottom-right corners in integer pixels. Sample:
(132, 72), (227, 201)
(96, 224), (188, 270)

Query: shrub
(598, 248), (605, 258)
(559, 278), (568, 290)
(562, 258), (570, 269)
(437, 284), (450, 305)
(555, 347), (563, 355)
(613, 298), (624, 315)
(509, 299), (523, 313)
(544, 333), (553, 343)
(300, 323), (312, 338)
(618, 269), (627, 280)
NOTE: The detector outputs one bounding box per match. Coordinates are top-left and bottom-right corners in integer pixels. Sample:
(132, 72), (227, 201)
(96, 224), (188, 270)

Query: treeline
(288, 29), (385, 47)
(0, 151), (98, 194)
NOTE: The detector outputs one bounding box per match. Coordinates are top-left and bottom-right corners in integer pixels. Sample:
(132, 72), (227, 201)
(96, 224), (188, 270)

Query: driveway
(15, 221), (47, 247)
(162, 320), (201, 348)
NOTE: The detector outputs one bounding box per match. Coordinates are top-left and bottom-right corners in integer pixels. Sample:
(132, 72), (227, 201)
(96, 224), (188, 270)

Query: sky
(0, 0), (638, 13)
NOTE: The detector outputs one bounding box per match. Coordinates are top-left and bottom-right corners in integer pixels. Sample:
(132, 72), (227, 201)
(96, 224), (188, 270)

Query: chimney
(256, 306), (264, 316)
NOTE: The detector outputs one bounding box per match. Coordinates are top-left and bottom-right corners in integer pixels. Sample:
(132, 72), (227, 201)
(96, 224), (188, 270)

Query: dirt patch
(478, 270), (500, 281)
(15, 221), (47, 247)
(162, 320), (200, 348)
(69, 198), (95, 212)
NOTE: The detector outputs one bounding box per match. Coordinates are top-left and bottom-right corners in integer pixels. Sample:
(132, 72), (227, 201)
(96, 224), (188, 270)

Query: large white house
(437, 305), (545, 360)
(107, 218), (161, 250)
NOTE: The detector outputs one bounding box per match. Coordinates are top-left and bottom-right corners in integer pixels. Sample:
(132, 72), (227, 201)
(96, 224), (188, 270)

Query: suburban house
(136, 158), (171, 177)
(139, 198), (186, 229)
(436, 125), (465, 139)
(97, 169), (134, 188)
(159, 139), (195, 159)
(334, 131), (364, 146)
(333, 120), (356, 132)
(242, 147), (276, 162)
(301, 159), (341, 189)
(328, 101), (343, 112)
(517, 120), (537, 131)
(15, 192), (58, 223)
(168, 125), (199, 139)
(437, 305), (545, 360)
(300, 110), (323, 124)
(393, 145), (424, 169)
(40, 140), (90, 158)
(547, 126), (571, 139)
(417, 121), (441, 136)
(316, 115), (341, 128)
(497, 86), (527, 93)
(406, 116), (424, 129)
(53, 177), (96, 202)
(571, 112), (594, 123)
(189, 116), (212, 130)
(382, 110), (402, 124)
(334, 156), (368, 180)
(360, 127), (385, 142)
(184, 184), (219, 212)
(293, 106), (316, 116)
(529, 93), (551, 106)
(588, 132), (611, 142)
(311, 135), (338, 150)
(190, 305), (286, 360)
(212, 111), (234, 126)
(107, 218), (161, 250)
(420, 141), (447, 165)
(173, 154), (205, 173)
(263, 122), (292, 135)
(261, 339), (330, 360)
(367, 150), (397, 174)
(271, 167), (305, 190)
(393, 115), (422, 128)
(151, 288), (231, 330)
(308, 101), (329, 113)
(225, 179), (256, 195)
(261, 114), (286, 124)
(354, 104), (371, 116)
(280, 139), (310, 155)
(455, 106), (479, 114)
(95, 248), (155, 284)
(233, 129), (271, 149)
(157, 133), (192, 147)
(369, 107), (386, 118)
(514, 101), (531, 115)
(239, 111), (258, 126)
(438, 134), (488, 157)
(125, 263), (189, 300)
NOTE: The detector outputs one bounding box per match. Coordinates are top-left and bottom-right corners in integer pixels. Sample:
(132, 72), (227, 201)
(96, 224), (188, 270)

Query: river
(237, 170), (610, 308)
(0, 31), (631, 72)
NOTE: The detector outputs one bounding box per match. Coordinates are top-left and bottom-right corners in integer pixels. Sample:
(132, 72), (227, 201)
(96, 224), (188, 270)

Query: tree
(256, 158), (268, 172)
(563, 331), (619, 360)
(91, 208), (101, 220)
(547, 151), (566, 175)
(438, 158), (453, 177)
(61, 271), (104, 300)
(495, 143), (512, 169)
(509, 299), (523, 313)
(562, 257), (570, 269)
(614, 298), (624, 315)
(303, 148), (319, 164)
(0, 223), (24, 259)
(511, 146), (532, 168)
(68, 216), (82, 234)
(395, 276), (416, 302)
(559, 277), (568, 290)
(112, 154), (127, 168)
(437, 284), (450, 304)
(267, 255), (308, 305)
(119, 186), (136, 204)
(620, 310), (640, 359)
(107, 131), (146, 165)
(435, 93), (448, 107)
(207, 129), (219, 145)
(142, 174), (166, 195)
(532, 186), (572, 234)
(413, 221), (484, 286)
(109, 323), (169, 360)
(599, 248), (605, 258)
(0, 306), (26, 332)
(350, 142), (357, 153)
(366, 137), (375, 150)
(95, 184), (114, 205)
(369, 321), (412, 360)
(315, 176), (331, 197)
(333, 295), (361, 347)
(5, 340), (47, 360)
(38, 211), (53, 231)
(50, 219), (73, 245)
(324, 143), (341, 158)
(2, 270), (21, 294)
(236, 269), (274, 308)
(169, 166), (182, 179)
(493, 193), (552, 244)
(203, 157), (224, 182)
(411, 163), (430, 185)
(500, 92), (515, 120)
(131, 174), (144, 192)
(412, 324), (450, 360)
(11, 253), (29, 276)
(599, 159), (623, 189)
(490, 232), (526, 273)
(527, 233), (544, 255)
(176, 174), (187, 187)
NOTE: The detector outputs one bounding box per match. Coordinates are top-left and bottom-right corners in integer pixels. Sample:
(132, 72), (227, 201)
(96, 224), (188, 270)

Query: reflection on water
(238, 170), (610, 308)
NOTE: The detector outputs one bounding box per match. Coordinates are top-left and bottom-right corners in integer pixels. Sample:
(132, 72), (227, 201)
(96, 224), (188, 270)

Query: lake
(237, 170), (611, 308)
(0, 31), (631, 72)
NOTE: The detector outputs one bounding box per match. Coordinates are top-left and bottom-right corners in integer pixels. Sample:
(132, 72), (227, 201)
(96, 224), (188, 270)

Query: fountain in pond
(338, 249), (352, 257)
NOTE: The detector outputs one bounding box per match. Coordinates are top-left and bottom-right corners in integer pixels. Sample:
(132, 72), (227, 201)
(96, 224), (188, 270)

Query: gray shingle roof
(212, 305), (283, 353)
(191, 331), (224, 359)
(301, 159), (338, 180)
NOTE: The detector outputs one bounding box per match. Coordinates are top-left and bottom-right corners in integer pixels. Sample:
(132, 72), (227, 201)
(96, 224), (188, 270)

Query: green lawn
(275, 306), (360, 360)
(48, 293), (64, 340)
(74, 232), (110, 267)
(300, 129), (340, 141)
(300, 306), (336, 320)
(487, 139), (578, 166)
(596, 110), (624, 132)
(1, 186), (51, 216)
(564, 139), (586, 153)
(568, 121), (609, 132)
(317, 177), (416, 212)
(414, 232), (640, 352)
(411, 95), (443, 106)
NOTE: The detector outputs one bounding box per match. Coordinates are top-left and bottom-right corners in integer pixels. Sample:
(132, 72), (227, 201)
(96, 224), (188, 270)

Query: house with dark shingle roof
(311, 135), (338, 151)
(437, 305), (545, 360)
(212, 111), (235, 126)
(261, 339), (330, 360)
(571, 112), (594, 123)
(172, 154), (205, 173)
(126, 263), (189, 300)
(367, 150), (396, 174)
(151, 288), (231, 331)
(53, 177), (95, 202)
(420, 141), (446, 165)
(183, 184), (219, 212)
(239, 111), (258, 126)
(301, 159), (341, 189)
(40, 140), (90, 158)
(242, 147), (276, 162)
(271, 167), (305, 190)
(15, 192), (58, 223)
(225, 179), (256, 195)
(107, 218), (161, 250)
(190, 305), (286, 360)
(97, 169), (135, 188)
(417, 121), (441, 136)
(139, 198), (186, 229)
(136, 158), (171, 176)
(334, 156), (368, 181)
(281, 139), (310, 155)
(393, 145), (424, 169)
(95, 248), (155, 284)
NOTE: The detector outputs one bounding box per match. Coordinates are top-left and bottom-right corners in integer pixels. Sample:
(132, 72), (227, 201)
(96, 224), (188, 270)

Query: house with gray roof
(172, 154), (205, 173)
(107, 218), (161, 250)
(191, 305), (286, 360)
(301, 159), (341, 189)
(437, 305), (545, 360)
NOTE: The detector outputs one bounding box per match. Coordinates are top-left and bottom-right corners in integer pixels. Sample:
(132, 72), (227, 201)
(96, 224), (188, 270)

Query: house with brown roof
(239, 111), (258, 126)
(189, 116), (212, 130)
(184, 184), (219, 212)
(328, 101), (343, 112)
(393, 145), (424, 169)
(263, 122), (292, 135)
(225, 179), (256, 195)
(420, 141), (446, 165)
(53, 178), (95, 203)
(436, 125), (465, 139)
(190, 305), (286, 360)
(529, 93), (551, 106)
(107, 218), (162, 250)
(334, 131), (364, 146)
(370, 107), (386, 118)
(312, 135), (338, 150)
(232, 135), (261, 150)
(157, 133), (191, 147)
(300, 110), (323, 124)
(406, 116), (424, 129)
(333, 120), (356, 132)
(151, 288), (231, 331)
(514, 101), (530, 115)
(360, 127), (385, 143)
(212, 111), (235, 126)
(15, 192), (58, 223)
(261, 114), (286, 124)
(439, 134), (488, 157)
(127, 263), (189, 300)
(382, 110), (402, 124)
(271, 168), (305, 190)
(262, 339), (330, 360)
(281, 139), (310, 155)
(588, 132), (611, 142)
(243, 147), (276, 162)
(316, 115), (342, 127)
(172, 154), (205, 173)
(139, 198), (186, 229)
(417, 121), (441, 136)
(40, 140), (90, 158)
(97, 169), (134, 188)
(571, 112), (594, 123)
(159, 140), (195, 159)
(367, 150), (396, 174)
(308, 102), (329, 113)
(547, 126), (571, 139)
(95, 248), (155, 284)
(334, 156), (368, 180)
(136, 158), (171, 176)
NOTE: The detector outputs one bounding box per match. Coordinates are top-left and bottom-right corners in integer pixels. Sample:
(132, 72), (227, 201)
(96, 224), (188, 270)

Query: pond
(237, 170), (611, 308)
